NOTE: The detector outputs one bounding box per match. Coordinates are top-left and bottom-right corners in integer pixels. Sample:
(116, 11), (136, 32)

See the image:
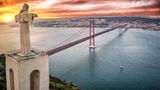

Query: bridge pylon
(89, 20), (96, 49)
(119, 19), (123, 33)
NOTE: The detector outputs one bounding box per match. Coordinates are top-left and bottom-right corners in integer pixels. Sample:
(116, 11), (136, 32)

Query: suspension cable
(47, 27), (87, 50)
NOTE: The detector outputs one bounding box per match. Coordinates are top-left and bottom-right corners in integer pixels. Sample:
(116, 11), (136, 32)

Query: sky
(0, 0), (160, 22)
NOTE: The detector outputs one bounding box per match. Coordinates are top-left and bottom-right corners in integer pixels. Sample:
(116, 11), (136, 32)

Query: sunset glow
(0, 0), (160, 22)
(4, 15), (12, 22)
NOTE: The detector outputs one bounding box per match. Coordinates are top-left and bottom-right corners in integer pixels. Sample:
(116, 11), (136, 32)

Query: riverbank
(128, 27), (160, 31)
(49, 75), (80, 90)
(0, 54), (80, 90)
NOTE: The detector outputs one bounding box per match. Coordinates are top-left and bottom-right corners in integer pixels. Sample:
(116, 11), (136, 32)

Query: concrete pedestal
(5, 50), (49, 90)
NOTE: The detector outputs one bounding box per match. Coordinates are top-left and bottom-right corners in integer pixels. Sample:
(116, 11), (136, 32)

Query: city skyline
(0, 0), (160, 22)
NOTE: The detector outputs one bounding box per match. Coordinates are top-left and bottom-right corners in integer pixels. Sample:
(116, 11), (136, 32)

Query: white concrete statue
(15, 3), (38, 55)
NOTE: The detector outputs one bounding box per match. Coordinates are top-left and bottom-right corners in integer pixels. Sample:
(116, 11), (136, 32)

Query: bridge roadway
(46, 24), (127, 56)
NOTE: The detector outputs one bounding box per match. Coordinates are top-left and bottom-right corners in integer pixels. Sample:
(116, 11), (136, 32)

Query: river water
(0, 25), (160, 90)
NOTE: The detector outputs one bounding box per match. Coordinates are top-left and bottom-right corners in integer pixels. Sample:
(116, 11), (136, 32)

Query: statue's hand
(32, 13), (38, 17)
(15, 14), (20, 22)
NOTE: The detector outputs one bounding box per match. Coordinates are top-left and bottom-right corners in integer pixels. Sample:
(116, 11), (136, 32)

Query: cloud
(41, 8), (160, 18)
(39, 0), (159, 17)
(130, 0), (160, 15)
(0, 1), (3, 6)
(54, 0), (88, 5)
(132, 0), (160, 8)
(0, 11), (14, 15)
(0, 0), (42, 7)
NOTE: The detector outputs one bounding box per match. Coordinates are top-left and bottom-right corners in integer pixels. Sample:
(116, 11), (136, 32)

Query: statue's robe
(15, 12), (37, 55)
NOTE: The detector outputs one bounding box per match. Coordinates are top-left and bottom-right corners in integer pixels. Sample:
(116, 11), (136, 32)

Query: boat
(120, 64), (124, 68)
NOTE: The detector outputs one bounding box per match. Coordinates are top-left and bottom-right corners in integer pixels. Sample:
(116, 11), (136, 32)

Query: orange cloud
(0, 0), (40, 6)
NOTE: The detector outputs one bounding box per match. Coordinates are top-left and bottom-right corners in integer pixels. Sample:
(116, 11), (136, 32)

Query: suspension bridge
(46, 20), (128, 56)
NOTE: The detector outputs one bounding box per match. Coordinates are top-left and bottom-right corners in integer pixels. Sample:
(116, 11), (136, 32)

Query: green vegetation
(0, 54), (6, 90)
(0, 54), (80, 90)
(0, 54), (5, 65)
(49, 75), (81, 90)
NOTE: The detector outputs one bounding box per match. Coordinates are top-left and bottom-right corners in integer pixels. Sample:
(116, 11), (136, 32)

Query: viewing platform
(1, 48), (47, 61)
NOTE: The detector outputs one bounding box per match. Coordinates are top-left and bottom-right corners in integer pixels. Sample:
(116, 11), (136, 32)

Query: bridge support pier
(89, 20), (96, 49)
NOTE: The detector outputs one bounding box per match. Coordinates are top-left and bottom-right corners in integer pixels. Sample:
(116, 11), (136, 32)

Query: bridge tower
(119, 19), (123, 33)
(89, 20), (96, 49)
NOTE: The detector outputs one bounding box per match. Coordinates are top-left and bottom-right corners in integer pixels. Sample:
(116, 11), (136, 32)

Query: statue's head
(20, 3), (29, 13)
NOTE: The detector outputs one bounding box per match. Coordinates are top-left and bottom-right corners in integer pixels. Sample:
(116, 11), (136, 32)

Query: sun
(5, 15), (12, 22)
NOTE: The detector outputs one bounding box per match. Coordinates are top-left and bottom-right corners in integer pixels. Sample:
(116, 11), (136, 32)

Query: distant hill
(33, 16), (160, 27)
(6, 16), (160, 28)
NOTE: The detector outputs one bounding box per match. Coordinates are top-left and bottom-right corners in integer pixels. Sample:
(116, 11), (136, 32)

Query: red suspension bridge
(46, 20), (127, 56)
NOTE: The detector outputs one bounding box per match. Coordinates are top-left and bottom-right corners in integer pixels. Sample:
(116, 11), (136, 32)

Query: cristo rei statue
(15, 3), (38, 55)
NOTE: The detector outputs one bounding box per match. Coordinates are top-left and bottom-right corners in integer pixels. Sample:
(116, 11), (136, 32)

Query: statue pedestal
(5, 49), (49, 90)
